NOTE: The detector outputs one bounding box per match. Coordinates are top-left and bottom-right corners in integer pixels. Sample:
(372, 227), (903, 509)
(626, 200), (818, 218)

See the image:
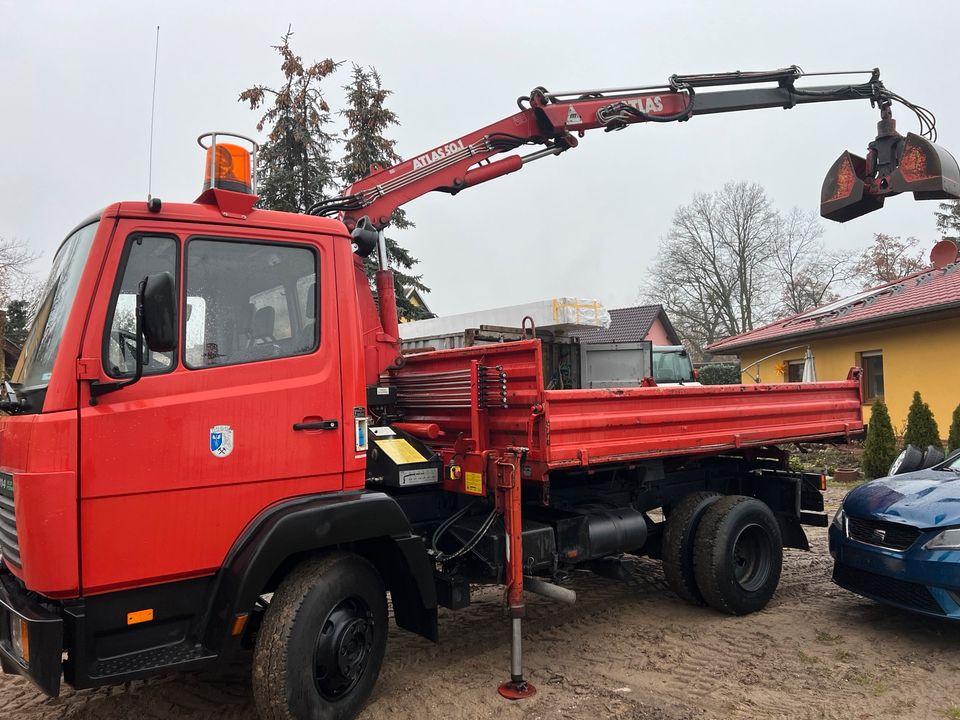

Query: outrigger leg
(496, 450), (536, 700)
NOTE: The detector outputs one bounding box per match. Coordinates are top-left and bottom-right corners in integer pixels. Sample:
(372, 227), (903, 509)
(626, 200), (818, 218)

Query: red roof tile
(708, 262), (960, 353)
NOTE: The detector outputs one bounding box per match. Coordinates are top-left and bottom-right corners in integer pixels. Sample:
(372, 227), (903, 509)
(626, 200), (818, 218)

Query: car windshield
(11, 221), (98, 395)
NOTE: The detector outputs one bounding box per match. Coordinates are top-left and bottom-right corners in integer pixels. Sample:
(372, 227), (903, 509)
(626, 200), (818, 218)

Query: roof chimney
(930, 239), (959, 269)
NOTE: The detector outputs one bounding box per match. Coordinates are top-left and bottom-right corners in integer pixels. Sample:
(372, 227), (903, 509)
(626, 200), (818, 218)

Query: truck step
(89, 642), (216, 679)
(799, 511), (828, 527)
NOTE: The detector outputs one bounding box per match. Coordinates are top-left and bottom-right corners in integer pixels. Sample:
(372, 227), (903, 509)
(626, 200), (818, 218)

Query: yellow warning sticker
(376, 438), (427, 465)
(464, 471), (483, 494)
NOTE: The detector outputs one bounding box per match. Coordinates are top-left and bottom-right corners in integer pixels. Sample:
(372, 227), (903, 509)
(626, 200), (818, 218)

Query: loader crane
(0, 65), (956, 720)
(310, 65), (960, 386)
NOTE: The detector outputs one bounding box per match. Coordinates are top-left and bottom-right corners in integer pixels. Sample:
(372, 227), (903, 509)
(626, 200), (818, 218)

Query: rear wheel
(661, 491), (721, 605)
(693, 495), (782, 615)
(252, 552), (387, 720)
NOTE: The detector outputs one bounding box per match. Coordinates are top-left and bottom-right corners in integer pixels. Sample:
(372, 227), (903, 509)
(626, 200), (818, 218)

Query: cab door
(78, 222), (343, 592)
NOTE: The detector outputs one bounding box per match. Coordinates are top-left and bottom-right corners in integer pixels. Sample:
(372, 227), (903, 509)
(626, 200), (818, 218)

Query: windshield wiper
(0, 381), (26, 414)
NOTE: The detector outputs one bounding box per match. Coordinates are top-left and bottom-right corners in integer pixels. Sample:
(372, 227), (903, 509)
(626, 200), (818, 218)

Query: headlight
(923, 528), (960, 550)
(832, 506), (846, 534)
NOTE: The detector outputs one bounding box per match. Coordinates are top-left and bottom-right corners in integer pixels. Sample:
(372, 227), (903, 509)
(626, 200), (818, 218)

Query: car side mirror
(141, 272), (177, 352)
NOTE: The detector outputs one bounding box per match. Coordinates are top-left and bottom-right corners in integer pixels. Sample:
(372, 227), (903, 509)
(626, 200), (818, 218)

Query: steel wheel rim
(731, 523), (772, 593)
(313, 596), (375, 700)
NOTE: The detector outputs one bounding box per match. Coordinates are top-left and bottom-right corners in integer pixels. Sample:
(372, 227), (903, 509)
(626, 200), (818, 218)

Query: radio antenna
(147, 25), (160, 201)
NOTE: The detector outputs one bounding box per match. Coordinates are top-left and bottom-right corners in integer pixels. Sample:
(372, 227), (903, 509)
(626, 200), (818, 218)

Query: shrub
(699, 363), (741, 385)
(948, 404), (960, 454)
(863, 398), (898, 479)
(903, 391), (943, 451)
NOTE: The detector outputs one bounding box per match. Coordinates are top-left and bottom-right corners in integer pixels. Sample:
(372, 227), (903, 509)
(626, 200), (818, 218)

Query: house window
(859, 351), (884, 401)
(787, 360), (805, 383)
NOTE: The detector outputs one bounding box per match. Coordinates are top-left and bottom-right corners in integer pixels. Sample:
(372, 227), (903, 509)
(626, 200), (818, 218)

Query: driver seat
(297, 283), (317, 351)
(248, 306), (276, 348)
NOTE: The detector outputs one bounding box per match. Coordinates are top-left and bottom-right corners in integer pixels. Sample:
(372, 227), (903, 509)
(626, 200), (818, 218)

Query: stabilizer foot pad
(498, 680), (537, 700)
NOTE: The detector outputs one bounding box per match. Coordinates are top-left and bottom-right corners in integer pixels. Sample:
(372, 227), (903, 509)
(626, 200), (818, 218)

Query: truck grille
(0, 472), (19, 568)
(833, 562), (943, 615)
(847, 516), (921, 551)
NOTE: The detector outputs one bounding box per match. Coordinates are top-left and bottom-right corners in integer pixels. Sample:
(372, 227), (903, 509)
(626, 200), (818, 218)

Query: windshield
(653, 349), (695, 383)
(12, 221), (98, 393)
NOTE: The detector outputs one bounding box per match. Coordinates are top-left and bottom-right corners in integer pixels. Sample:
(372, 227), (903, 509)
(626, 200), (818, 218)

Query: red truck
(1, 66), (957, 720)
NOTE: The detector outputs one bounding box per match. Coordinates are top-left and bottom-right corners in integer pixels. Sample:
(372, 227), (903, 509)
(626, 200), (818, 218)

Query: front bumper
(829, 524), (960, 619)
(0, 568), (63, 696)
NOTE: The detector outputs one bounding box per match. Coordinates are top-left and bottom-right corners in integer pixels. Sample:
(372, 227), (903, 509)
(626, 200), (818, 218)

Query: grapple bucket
(821, 132), (960, 222)
(820, 151), (884, 223)
(889, 132), (960, 200)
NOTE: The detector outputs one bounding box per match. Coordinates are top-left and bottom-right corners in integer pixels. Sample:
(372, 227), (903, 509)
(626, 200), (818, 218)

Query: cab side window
(104, 235), (178, 378)
(184, 239), (319, 369)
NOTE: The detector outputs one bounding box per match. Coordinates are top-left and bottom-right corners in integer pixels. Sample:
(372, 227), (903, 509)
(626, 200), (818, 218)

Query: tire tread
(662, 491), (721, 605)
(252, 553), (384, 720)
(693, 495), (782, 616)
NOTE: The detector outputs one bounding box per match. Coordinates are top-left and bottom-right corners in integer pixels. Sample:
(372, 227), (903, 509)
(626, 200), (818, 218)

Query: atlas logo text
(412, 140), (466, 170)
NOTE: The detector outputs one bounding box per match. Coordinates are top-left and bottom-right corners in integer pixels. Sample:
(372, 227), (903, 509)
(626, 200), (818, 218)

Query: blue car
(829, 447), (960, 618)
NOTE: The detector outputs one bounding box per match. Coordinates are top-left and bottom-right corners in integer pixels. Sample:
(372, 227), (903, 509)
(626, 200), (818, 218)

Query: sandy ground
(4, 486), (960, 720)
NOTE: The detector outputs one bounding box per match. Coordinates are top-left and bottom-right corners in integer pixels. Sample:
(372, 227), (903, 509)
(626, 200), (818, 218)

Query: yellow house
(399, 287), (433, 323)
(707, 245), (960, 438)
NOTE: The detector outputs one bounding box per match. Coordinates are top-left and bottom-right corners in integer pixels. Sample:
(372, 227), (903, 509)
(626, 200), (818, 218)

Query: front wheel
(693, 495), (782, 616)
(252, 552), (388, 720)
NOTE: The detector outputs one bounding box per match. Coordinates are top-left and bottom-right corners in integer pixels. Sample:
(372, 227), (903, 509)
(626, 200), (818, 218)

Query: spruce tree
(5, 300), (30, 347)
(947, 404), (960, 454)
(863, 398), (898, 479)
(239, 29), (340, 213)
(903, 391), (943, 451)
(935, 199), (960, 242)
(340, 64), (431, 321)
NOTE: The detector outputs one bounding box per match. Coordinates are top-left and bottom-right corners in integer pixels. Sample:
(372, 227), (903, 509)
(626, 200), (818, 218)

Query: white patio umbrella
(801, 346), (817, 383)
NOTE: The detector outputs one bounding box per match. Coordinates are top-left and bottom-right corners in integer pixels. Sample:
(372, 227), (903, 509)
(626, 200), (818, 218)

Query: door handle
(293, 419), (339, 431)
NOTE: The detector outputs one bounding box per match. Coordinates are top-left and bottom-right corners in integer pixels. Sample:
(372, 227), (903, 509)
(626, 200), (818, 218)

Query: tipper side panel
(391, 340), (864, 471)
(541, 381), (864, 468)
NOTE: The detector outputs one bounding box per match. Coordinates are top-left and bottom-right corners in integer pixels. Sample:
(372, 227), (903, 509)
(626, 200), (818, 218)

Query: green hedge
(699, 363), (741, 385)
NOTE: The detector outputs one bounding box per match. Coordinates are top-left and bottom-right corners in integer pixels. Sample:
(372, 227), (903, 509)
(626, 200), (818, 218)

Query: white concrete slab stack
(399, 298), (611, 340)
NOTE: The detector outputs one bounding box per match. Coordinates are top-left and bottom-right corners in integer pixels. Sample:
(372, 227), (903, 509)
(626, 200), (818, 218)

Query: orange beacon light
(198, 132), (258, 194)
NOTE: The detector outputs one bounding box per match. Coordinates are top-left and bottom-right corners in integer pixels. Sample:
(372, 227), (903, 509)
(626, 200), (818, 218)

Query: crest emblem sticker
(210, 425), (234, 458)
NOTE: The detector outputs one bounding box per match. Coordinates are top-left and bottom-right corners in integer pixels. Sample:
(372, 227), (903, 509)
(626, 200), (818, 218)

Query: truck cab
(652, 345), (699, 386)
(0, 155), (442, 699)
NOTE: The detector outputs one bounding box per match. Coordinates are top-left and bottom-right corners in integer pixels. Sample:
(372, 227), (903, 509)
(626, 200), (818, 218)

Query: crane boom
(309, 66), (959, 235)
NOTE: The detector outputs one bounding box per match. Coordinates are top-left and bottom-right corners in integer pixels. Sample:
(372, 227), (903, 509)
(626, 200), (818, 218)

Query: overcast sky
(2, 0), (958, 316)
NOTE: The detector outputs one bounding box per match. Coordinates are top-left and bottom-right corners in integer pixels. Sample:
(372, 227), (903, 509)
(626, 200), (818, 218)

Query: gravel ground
(4, 486), (960, 720)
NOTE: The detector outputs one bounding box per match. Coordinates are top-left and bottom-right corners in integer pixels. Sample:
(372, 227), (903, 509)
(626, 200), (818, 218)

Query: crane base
(498, 680), (537, 700)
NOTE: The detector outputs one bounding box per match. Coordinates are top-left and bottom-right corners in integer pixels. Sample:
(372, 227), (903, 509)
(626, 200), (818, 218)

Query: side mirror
(141, 272), (178, 352)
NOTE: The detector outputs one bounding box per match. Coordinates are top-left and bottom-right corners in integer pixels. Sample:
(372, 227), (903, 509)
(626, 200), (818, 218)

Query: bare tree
(0, 236), (37, 306)
(770, 207), (851, 316)
(850, 233), (927, 287)
(642, 182), (779, 355)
